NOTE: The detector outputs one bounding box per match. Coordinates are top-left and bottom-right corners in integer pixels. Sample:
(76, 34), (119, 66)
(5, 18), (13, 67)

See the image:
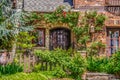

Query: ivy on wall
(73, 11), (106, 56)
(27, 7), (79, 28)
(27, 7), (106, 56)
(44, 7), (79, 28)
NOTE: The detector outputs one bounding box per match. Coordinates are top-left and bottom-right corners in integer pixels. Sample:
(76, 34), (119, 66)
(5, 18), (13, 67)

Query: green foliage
(35, 48), (71, 63)
(87, 56), (109, 72)
(53, 67), (66, 78)
(73, 11), (106, 51)
(33, 63), (42, 72)
(95, 15), (106, 31)
(87, 51), (120, 76)
(0, 72), (48, 80)
(0, 62), (23, 75)
(34, 49), (87, 79)
(16, 31), (35, 53)
(0, 1), (34, 51)
(44, 6), (79, 28)
(106, 51), (120, 75)
(67, 54), (87, 79)
(0, 36), (14, 51)
(87, 41), (105, 56)
(23, 12), (42, 25)
(0, 0), (14, 51)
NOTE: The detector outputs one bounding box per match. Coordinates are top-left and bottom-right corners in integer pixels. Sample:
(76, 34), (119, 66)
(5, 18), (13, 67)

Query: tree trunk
(11, 42), (17, 62)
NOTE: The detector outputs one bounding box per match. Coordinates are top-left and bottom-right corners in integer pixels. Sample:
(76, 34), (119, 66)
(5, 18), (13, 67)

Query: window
(105, 6), (120, 16)
(107, 28), (120, 54)
(37, 28), (45, 47)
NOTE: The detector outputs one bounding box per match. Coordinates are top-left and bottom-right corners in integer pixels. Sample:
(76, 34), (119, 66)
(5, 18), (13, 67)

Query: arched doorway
(49, 28), (71, 50)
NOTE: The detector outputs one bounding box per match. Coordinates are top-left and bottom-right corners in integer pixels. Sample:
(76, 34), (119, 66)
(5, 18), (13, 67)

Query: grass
(0, 72), (48, 80)
(40, 71), (74, 80)
(40, 71), (57, 79)
(0, 71), (74, 80)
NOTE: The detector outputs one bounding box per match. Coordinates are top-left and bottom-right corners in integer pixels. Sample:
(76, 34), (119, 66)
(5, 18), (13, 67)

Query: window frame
(107, 28), (120, 54)
(37, 28), (45, 47)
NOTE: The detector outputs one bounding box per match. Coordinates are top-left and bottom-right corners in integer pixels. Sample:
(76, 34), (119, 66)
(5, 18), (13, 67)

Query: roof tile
(23, 0), (73, 12)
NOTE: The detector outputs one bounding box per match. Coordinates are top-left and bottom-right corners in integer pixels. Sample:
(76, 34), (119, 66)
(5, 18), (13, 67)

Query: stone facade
(14, 0), (120, 55)
(73, 0), (120, 56)
(74, 0), (104, 8)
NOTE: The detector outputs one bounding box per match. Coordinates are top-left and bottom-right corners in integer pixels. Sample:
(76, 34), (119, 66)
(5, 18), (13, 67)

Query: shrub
(87, 56), (109, 72)
(0, 62), (23, 75)
(67, 54), (87, 79)
(34, 49), (87, 79)
(33, 63), (41, 72)
(35, 48), (71, 64)
(106, 51), (120, 75)
(53, 67), (66, 78)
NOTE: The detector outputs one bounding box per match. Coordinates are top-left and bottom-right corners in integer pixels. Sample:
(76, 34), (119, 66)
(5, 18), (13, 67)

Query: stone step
(83, 72), (116, 80)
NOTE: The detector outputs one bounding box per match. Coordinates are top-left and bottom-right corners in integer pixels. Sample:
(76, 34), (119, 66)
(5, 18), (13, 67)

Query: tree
(0, 0), (34, 63)
(0, 0), (33, 51)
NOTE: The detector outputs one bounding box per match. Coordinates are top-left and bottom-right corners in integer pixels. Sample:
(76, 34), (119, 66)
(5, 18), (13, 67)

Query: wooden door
(49, 28), (71, 50)
(107, 28), (120, 54)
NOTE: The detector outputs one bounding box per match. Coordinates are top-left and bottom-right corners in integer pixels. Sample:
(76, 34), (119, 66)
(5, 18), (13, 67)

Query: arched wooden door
(49, 28), (71, 50)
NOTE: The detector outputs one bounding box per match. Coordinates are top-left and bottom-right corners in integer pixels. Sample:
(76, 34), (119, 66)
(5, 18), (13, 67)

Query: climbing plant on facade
(24, 7), (106, 56)
(44, 6), (79, 28)
(73, 11), (106, 56)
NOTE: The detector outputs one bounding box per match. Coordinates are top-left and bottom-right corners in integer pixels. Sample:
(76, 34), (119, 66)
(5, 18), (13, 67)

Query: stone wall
(74, 0), (104, 9)
(18, 0), (120, 55)
(82, 72), (116, 80)
(73, 0), (120, 56)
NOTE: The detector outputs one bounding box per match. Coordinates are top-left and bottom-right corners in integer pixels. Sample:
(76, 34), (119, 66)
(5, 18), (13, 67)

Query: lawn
(0, 72), (48, 80)
(0, 71), (73, 80)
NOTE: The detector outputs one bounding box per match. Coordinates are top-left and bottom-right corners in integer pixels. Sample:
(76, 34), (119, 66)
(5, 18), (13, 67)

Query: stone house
(14, 0), (120, 56)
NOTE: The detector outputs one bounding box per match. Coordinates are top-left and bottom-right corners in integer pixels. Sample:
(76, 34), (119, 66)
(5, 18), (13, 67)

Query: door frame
(49, 27), (71, 50)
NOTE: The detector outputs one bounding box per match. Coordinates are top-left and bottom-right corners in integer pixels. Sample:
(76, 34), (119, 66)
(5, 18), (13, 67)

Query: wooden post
(19, 54), (23, 65)
(28, 54), (31, 72)
(32, 56), (36, 67)
(24, 54), (27, 72)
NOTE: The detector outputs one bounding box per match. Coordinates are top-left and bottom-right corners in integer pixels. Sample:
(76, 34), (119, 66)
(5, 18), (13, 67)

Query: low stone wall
(82, 72), (116, 80)
(0, 52), (8, 65)
(0, 52), (15, 65)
